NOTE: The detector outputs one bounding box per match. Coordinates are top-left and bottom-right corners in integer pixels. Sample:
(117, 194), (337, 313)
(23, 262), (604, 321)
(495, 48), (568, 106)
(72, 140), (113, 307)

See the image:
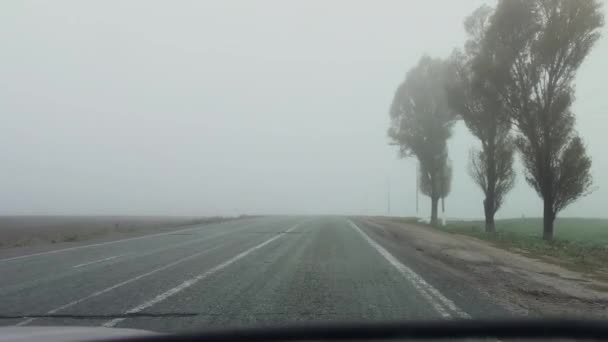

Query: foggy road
(0, 217), (508, 332)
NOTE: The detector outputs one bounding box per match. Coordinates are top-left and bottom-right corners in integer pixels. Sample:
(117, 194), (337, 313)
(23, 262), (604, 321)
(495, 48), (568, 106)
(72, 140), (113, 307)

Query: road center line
(3, 220), (279, 305)
(102, 223), (301, 328)
(349, 220), (470, 319)
(16, 243), (228, 326)
(74, 222), (256, 269)
(73, 255), (125, 269)
(0, 219), (253, 263)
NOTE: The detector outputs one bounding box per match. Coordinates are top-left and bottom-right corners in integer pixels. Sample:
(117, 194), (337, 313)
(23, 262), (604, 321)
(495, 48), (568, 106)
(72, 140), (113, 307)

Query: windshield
(1, 0), (607, 338)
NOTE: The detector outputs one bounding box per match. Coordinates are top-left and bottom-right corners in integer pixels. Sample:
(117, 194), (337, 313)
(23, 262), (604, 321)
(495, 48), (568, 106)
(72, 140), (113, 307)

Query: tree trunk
(430, 197), (439, 227)
(540, 109), (555, 241)
(543, 199), (555, 241)
(485, 130), (497, 234)
(483, 198), (496, 233)
(541, 144), (555, 241)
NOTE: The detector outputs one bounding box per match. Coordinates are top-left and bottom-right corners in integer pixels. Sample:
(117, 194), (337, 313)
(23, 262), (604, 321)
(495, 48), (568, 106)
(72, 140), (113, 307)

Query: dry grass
(0, 216), (231, 249)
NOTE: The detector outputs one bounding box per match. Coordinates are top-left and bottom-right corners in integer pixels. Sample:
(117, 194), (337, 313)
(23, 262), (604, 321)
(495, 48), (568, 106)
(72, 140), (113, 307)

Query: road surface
(0, 216), (509, 332)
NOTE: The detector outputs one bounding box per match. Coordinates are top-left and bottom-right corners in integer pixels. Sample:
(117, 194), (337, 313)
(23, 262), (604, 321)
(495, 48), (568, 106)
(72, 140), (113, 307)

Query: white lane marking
(95, 219), (267, 264)
(13, 219), (291, 326)
(0, 220), (250, 263)
(349, 220), (470, 319)
(16, 244), (227, 326)
(4, 222), (255, 300)
(102, 223), (300, 328)
(67, 222), (249, 270)
(72, 255), (125, 269)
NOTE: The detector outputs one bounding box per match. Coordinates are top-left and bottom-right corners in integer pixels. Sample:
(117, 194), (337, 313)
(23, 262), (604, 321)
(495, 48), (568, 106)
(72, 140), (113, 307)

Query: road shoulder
(354, 217), (608, 318)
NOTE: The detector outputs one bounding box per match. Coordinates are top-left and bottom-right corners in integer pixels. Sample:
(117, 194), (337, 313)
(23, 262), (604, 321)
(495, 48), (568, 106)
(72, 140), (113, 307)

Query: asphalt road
(0, 216), (509, 333)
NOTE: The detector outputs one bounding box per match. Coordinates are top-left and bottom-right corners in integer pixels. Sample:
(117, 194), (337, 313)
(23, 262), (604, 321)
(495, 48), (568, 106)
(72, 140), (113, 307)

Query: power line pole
(415, 162), (419, 215)
(387, 177), (391, 216)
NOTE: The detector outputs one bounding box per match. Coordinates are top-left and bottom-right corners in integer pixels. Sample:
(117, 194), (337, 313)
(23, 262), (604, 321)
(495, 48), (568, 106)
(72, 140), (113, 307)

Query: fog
(1, 1), (607, 218)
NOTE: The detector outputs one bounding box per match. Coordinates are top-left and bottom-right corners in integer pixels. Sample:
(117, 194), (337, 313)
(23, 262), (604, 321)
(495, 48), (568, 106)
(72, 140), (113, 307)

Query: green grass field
(449, 218), (608, 245)
(441, 218), (608, 271)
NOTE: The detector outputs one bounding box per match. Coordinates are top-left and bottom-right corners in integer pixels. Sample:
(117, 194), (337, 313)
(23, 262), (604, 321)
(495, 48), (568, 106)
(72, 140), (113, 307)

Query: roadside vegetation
(388, 57), (455, 227)
(384, 215), (608, 271)
(443, 218), (608, 270)
(0, 216), (231, 249)
(388, 0), (604, 241)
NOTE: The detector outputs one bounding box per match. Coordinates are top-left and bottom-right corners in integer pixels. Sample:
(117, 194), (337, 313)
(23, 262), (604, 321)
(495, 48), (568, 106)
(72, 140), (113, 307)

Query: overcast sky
(1, 1), (606, 218)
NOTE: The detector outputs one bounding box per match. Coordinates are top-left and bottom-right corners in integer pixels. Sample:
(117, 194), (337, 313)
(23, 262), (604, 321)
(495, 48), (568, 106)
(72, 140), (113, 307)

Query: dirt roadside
(361, 217), (608, 318)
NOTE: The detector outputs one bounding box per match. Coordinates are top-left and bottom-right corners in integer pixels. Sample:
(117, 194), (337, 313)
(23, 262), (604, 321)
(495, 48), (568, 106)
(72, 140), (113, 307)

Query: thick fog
(1, 1), (606, 218)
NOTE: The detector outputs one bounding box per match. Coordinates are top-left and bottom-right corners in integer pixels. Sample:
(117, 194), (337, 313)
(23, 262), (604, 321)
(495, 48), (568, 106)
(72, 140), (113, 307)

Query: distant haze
(1, 1), (607, 218)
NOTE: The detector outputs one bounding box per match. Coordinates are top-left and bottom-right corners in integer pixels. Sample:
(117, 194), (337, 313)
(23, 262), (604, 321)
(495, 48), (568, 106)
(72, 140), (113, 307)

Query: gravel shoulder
(357, 216), (608, 318)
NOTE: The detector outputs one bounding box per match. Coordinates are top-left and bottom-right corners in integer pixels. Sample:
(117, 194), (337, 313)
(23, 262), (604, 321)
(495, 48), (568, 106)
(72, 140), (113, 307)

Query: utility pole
(415, 162), (419, 215)
(387, 177), (391, 216)
(442, 197), (446, 227)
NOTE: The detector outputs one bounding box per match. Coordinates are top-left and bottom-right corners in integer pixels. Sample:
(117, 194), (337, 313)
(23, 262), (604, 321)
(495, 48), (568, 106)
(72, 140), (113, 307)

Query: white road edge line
(0, 220), (246, 263)
(73, 255), (125, 269)
(16, 244), (227, 326)
(349, 220), (470, 319)
(102, 223), (300, 328)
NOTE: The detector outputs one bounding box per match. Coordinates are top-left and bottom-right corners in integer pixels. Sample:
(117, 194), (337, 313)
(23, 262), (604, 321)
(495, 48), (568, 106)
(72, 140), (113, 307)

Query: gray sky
(1, 1), (606, 218)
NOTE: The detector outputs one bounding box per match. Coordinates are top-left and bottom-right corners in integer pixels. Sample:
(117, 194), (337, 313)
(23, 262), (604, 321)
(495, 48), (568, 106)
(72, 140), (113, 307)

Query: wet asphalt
(0, 216), (508, 333)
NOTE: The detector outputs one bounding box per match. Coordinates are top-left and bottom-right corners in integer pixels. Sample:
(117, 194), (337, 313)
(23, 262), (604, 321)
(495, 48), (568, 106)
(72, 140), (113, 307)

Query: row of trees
(388, 0), (604, 240)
